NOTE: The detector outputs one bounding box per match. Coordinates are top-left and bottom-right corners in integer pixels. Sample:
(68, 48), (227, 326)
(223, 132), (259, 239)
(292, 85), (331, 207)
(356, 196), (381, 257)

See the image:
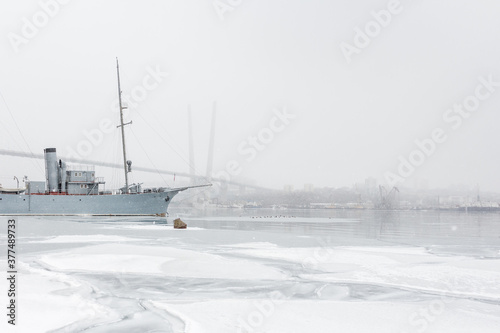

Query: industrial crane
(378, 185), (400, 209)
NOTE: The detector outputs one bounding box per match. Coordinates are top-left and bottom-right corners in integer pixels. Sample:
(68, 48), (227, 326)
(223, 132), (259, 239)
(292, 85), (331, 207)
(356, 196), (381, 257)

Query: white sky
(1, 0), (500, 191)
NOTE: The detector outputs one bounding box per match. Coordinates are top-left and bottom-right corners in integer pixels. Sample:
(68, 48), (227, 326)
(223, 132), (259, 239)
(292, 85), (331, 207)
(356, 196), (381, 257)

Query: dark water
(171, 207), (500, 254)
(7, 208), (500, 258)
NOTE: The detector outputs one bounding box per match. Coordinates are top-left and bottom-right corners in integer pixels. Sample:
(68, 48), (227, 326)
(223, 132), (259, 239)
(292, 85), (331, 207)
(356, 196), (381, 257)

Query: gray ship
(0, 60), (209, 216)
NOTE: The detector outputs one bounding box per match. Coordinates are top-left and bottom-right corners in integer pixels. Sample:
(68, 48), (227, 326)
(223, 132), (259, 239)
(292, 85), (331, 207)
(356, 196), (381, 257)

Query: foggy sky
(1, 0), (500, 191)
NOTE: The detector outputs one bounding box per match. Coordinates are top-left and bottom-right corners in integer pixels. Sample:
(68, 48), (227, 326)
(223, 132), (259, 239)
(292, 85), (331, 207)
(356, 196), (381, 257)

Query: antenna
(116, 58), (132, 193)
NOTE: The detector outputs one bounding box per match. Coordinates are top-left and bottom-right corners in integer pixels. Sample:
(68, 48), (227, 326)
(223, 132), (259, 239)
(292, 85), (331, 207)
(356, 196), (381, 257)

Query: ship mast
(116, 58), (131, 193)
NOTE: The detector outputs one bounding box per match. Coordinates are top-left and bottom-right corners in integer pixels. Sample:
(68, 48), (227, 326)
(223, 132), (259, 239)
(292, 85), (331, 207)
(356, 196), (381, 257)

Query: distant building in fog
(284, 184), (294, 193)
(364, 177), (377, 197)
(304, 184), (314, 192)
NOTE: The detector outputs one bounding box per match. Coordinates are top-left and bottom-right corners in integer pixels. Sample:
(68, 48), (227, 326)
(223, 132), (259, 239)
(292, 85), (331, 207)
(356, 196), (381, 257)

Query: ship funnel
(44, 148), (59, 193)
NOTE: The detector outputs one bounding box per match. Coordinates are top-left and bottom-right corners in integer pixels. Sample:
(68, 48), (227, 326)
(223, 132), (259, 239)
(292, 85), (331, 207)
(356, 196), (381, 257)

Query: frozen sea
(1, 208), (500, 333)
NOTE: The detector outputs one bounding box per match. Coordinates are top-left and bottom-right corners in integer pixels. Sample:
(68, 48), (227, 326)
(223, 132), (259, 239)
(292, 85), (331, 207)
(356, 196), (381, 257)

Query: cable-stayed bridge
(0, 148), (269, 191)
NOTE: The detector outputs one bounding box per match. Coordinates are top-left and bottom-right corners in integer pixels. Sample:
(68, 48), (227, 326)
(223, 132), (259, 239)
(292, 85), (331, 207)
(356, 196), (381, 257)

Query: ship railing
(66, 164), (95, 172)
(86, 183), (99, 195)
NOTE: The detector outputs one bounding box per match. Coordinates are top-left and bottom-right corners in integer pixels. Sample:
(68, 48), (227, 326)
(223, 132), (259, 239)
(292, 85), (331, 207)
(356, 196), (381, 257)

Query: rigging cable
(129, 126), (169, 187)
(134, 105), (210, 185)
(120, 71), (210, 185)
(0, 89), (44, 174)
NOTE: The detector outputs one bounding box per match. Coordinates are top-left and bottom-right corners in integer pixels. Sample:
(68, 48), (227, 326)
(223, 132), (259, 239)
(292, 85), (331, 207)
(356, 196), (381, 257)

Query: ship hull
(0, 190), (180, 216)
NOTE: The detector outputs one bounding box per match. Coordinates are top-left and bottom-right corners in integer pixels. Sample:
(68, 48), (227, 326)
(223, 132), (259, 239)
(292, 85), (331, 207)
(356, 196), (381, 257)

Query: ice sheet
(36, 234), (142, 243)
(151, 298), (500, 333)
(230, 245), (500, 300)
(2, 262), (120, 332)
(2, 212), (499, 333)
(39, 243), (287, 280)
